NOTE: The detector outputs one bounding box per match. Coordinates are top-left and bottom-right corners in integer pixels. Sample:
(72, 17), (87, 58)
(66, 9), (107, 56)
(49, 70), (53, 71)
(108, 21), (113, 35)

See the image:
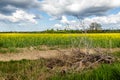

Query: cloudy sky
(0, 0), (120, 32)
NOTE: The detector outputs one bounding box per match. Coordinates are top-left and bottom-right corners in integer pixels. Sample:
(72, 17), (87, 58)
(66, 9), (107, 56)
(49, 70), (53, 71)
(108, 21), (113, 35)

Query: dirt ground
(0, 48), (120, 61)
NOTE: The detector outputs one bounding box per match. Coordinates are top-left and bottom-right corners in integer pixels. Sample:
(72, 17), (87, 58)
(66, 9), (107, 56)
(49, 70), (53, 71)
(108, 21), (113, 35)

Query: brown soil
(0, 48), (120, 61)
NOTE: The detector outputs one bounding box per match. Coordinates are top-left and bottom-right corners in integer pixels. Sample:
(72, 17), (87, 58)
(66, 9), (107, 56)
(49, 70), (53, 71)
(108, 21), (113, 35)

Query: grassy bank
(0, 51), (120, 80)
(0, 60), (120, 80)
(50, 63), (120, 80)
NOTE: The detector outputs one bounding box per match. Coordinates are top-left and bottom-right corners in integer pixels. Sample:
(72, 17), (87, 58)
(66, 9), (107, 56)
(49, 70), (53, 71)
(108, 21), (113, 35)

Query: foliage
(89, 22), (102, 30)
(1, 30), (120, 33)
(41, 29), (120, 33)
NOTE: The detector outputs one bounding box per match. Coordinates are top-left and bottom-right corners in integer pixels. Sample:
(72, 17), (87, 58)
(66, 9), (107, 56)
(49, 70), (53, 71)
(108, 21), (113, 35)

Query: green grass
(0, 59), (47, 80)
(50, 51), (120, 80)
(112, 51), (120, 58)
(0, 58), (120, 80)
(49, 63), (120, 80)
(0, 47), (20, 53)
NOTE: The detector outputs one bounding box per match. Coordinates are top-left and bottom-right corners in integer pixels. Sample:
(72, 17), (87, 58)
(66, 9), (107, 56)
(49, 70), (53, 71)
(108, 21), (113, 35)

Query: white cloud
(40, 0), (120, 18)
(60, 16), (69, 24)
(54, 24), (63, 27)
(53, 23), (82, 30)
(0, 10), (37, 24)
(83, 12), (120, 25)
(0, 0), (40, 14)
(53, 24), (64, 30)
(60, 16), (77, 25)
(55, 15), (84, 30)
(53, 12), (120, 30)
(53, 20), (82, 30)
(71, 20), (77, 24)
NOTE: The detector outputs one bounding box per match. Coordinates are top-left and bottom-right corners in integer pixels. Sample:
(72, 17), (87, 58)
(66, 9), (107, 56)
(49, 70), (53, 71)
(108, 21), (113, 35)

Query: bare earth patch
(0, 48), (120, 61)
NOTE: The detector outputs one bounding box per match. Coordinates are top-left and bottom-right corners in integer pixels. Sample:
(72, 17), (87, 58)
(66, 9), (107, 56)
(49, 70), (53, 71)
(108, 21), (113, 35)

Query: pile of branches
(46, 48), (115, 73)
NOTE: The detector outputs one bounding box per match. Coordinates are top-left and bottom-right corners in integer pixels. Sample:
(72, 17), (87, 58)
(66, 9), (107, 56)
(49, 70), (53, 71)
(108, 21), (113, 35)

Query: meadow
(0, 33), (120, 48)
(0, 53), (119, 80)
(0, 33), (120, 80)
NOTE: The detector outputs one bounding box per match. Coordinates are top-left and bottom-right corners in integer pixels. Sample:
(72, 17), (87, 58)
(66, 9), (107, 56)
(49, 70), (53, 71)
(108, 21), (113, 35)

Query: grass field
(0, 55), (119, 80)
(0, 33), (120, 80)
(0, 33), (120, 48)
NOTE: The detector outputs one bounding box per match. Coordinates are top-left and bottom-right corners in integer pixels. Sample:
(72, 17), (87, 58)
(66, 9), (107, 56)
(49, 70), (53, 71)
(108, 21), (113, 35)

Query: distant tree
(89, 22), (102, 30)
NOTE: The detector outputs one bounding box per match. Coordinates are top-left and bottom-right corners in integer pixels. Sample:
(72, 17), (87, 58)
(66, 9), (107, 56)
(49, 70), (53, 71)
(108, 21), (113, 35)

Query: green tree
(89, 22), (102, 30)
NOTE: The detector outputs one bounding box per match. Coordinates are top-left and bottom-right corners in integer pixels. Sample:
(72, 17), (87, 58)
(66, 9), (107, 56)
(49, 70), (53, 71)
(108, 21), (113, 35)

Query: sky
(0, 0), (120, 32)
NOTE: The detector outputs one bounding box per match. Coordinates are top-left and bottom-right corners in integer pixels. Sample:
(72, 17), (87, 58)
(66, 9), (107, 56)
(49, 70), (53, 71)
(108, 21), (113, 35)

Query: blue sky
(0, 0), (120, 32)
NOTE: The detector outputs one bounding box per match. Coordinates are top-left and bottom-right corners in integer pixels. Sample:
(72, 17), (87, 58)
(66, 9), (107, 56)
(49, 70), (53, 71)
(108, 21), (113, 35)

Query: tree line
(0, 22), (120, 33)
